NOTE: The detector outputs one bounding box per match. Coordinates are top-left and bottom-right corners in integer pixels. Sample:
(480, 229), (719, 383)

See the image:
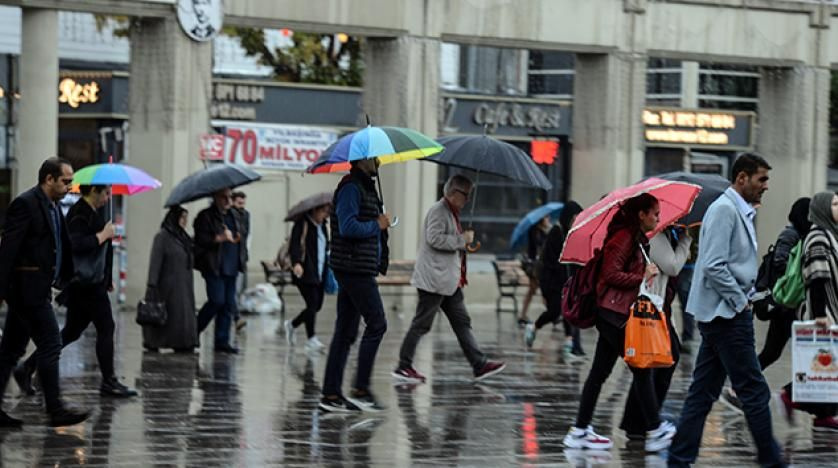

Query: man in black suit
(0, 158), (90, 427)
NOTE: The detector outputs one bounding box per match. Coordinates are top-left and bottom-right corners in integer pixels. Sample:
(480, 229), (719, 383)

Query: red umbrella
(560, 177), (701, 265)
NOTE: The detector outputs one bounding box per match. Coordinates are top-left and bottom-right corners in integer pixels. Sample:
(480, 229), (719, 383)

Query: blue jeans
(322, 272), (387, 397)
(668, 311), (784, 467)
(197, 273), (238, 347)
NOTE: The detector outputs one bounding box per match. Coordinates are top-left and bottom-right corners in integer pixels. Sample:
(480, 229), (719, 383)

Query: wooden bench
(491, 259), (530, 314)
(260, 260), (293, 316)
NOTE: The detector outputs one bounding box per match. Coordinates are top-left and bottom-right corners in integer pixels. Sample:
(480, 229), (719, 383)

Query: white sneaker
(305, 336), (325, 352)
(645, 421), (676, 452)
(562, 425), (613, 450)
(283, 320), (296, 345)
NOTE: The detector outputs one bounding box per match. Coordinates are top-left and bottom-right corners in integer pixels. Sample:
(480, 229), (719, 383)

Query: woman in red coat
(563, 193), (676, 453)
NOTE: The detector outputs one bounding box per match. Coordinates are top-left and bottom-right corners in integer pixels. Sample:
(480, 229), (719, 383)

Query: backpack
(754, 244), (778, 292)
(275, 222), (308, 271)
(772, 241), (805, 309)
(561, 249), (604, 329)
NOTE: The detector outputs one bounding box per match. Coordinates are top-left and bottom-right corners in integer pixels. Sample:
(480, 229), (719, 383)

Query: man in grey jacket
(392, 175), (505, 383)
(668, 153), (784, 467)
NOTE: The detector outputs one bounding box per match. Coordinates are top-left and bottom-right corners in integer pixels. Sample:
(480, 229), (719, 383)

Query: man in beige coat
(392, 175), (506, 383)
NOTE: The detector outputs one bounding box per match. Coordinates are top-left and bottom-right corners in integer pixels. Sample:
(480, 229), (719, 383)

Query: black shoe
(13, 364), (35, 396)
(319, 395), (362, 413)
(48, 407), (90, 427)
(100, 377), (138, 398)
(0, 410), (23, 428)
(347, 389), (386, 412)
(215, 344), (239, 354)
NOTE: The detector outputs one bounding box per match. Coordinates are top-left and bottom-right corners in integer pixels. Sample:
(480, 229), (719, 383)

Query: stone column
(125, 17), (212, 303)
(362, 36), (440, 262)
(15, 8), (58, 194)
(680, 61), (700, 108)
(571, 52), (647, 206)
(756, 66), (831, 251)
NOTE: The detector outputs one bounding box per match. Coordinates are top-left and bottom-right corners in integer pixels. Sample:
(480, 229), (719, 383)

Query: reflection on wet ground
(0, 295), (836, 467)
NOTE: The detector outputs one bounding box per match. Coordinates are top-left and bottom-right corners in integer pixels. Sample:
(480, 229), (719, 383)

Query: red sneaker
(391, 366), (427, 384)
(813, 416), (838, 432)
(474, 360), (506, 381)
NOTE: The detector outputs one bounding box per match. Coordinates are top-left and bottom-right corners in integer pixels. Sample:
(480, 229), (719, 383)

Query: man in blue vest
(319, 157), (390, 413)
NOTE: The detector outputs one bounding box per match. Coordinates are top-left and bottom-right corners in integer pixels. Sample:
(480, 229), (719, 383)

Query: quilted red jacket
(596, 227), (647, 315)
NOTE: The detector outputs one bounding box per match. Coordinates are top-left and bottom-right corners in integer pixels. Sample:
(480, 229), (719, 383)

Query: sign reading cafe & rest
(209, 121), (339, 171)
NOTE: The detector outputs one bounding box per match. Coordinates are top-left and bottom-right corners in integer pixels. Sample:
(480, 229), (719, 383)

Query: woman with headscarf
(143, 206), (198, 352)
(772, 192), (838, 431)
(524, 201), (584, 358)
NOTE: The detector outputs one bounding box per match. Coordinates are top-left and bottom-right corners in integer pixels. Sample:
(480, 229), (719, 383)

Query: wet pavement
(1, 292), (837, 467)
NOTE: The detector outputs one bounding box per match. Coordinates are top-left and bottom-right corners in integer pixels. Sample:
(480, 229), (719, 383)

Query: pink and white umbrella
(560, 177), (702, 265)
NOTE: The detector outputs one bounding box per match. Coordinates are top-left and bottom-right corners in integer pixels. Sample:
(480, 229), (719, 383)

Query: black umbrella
(284, 191), (333, 222)
(426, 136), (553, 190)
(165, 164), (262, 207)
(424, 135), (552, 251)
(650, 171), (729, 225)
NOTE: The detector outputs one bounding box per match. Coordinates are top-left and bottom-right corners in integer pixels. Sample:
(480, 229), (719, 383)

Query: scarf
(445, 198), (468, 288)
(162, 206), (194, 268)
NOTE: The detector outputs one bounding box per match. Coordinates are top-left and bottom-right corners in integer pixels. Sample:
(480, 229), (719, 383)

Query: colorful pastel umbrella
(306, 126), (444, 174)
(72, 163), (161, 195)
(509, 202), (564, 250)
(560, 178), (702, 265)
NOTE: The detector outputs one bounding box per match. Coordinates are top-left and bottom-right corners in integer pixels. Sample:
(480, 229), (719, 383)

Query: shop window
(699, 73), (758, 98)
(646, 71), (681, 95)
(455, 44), (528, 96)
(527, 73), (574, 97)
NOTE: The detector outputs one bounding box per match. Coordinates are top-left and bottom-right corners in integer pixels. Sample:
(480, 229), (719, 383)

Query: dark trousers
(23, 285), (115, 380)
(758, 312), (794, 370)
(398, 289), (486, 372)
(0, 299), (63, 413)
(322, 273), (387, 396)
(621, 317), (681, 434)
(536, 287), (582, 353)
(292, 283), (325, 339)
(677, 269), (695, 342)
(197, 273), (238, 347)
(575, 313), (661, 431)
(668, 311), (783, 467)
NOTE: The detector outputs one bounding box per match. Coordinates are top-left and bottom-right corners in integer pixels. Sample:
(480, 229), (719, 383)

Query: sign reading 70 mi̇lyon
(642, 107), (756, 151)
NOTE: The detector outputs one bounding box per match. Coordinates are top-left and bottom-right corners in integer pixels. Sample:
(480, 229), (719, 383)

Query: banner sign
(643, 107), (755, 150)
(210, 120), (340, 171)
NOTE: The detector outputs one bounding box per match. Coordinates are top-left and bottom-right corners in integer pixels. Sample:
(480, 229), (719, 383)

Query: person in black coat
(524, 201), (585, 357)
(194, 187), (244, 354)
(282, 203), (331, 351)
(15, 185), (137, 398)
(0, 158), (89, 427)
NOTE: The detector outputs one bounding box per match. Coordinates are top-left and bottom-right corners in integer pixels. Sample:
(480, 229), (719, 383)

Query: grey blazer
(686, 188), (759, 323)
(411, 199), (468, 296)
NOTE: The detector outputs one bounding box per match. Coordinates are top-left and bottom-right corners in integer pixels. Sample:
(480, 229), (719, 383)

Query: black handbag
(73, 244), (107, 285)
(136, 288), (167, 327)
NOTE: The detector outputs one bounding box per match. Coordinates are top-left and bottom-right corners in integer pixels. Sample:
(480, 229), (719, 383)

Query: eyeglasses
(454, 189), (470, 199)
(60, 178), (74, 185)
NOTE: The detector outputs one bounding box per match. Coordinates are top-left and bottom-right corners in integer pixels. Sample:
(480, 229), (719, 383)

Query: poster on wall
(210, 120), (340, 171)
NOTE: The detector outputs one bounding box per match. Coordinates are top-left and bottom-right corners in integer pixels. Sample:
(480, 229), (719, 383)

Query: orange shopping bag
(624, 279), (674, 369)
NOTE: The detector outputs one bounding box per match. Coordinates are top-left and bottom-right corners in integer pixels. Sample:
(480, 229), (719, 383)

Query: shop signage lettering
(211, 120), (339, 171)
(643, 108), (753, 149)
(472, 102), (561, 134)
(210, 83), (264, 121)
(58, 78), (100, 108)
(440, 95), (571, 137)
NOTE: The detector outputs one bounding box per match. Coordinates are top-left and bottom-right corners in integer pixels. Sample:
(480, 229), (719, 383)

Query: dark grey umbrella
(284, 192), (333, 222)
(426, 136), (553, 190)
(650, 171), (729, 225)
(165, 164), (262, 207)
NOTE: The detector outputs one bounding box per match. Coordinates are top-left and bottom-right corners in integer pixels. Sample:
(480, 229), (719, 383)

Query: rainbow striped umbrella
(72, 163), (161, 195)
(306, 126), (444, 174)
